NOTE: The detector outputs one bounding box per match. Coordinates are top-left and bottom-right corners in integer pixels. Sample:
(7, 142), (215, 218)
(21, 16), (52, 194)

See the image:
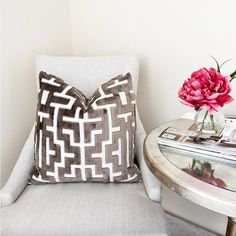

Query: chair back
(36, 55), (139, 96)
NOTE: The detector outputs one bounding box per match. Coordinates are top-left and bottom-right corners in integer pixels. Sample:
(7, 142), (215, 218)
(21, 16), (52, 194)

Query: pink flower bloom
(178, 67), (233, 112)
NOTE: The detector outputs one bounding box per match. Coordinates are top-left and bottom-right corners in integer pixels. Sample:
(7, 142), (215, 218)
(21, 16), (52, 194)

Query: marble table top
(144, 118), (236, 218)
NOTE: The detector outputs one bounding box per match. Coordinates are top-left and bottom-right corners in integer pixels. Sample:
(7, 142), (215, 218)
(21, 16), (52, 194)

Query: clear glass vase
(194, 108), (225, 135)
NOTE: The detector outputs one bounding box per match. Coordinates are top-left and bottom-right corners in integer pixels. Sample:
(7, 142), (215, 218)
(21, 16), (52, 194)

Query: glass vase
(194, 108), (225, 135)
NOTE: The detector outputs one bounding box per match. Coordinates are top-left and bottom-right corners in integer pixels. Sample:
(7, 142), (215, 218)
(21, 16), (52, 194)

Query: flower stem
(210, 114), (217, 133)
(200, 110), (208, 132)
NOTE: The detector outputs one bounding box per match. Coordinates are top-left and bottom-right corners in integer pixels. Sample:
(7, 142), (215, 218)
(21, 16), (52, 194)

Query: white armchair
(1, 56), (169, 236)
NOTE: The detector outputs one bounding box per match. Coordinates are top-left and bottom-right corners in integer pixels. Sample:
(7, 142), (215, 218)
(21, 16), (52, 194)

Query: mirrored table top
(159, 145), (236, 193)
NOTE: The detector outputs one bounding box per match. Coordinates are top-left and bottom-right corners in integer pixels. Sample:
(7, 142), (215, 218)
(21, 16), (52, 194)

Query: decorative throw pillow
(29, 71), (141, 184)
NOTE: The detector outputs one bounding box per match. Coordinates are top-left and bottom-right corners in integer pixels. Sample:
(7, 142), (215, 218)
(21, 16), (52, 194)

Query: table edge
(144, 118), (236, 218)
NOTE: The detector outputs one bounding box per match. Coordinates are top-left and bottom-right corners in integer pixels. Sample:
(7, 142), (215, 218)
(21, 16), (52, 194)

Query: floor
(166, 213), (218, 236)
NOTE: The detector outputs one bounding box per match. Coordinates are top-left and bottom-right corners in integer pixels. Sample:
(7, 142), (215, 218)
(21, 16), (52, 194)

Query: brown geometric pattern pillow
(29, 71), (141, 184)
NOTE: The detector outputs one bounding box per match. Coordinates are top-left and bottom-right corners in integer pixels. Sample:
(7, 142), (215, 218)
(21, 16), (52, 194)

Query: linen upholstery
(30, 71), (140, 183)
(35, 56), (139, 97)
(1, 183), (169, 236)
(35, 55), (162, 200)
(0, 55), (162, 206)
(0, 126), (35, 207)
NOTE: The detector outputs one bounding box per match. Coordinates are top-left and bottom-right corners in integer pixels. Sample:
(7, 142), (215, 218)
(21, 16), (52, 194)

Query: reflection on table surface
(159, 145), (236, 192)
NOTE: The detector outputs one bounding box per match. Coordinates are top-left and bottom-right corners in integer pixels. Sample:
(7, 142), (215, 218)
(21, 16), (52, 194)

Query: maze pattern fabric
(30, 71), (141, 184)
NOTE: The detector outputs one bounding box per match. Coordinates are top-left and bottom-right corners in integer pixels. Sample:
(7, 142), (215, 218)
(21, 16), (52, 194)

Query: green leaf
(230, 69), (236, 79)
(220, 59), (231, 68)
(210, 55), (221, 72)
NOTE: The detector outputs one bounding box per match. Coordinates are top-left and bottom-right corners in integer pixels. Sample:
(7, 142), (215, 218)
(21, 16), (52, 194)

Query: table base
(226, 217), (236, 236)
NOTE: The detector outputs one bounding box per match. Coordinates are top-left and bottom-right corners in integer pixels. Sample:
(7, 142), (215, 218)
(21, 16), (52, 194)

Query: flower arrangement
(178, 57), (235, 134)
(182, 159), (226, 188)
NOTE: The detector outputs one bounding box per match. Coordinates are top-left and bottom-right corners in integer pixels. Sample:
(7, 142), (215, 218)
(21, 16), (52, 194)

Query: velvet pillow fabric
(29, 71), (141, 183)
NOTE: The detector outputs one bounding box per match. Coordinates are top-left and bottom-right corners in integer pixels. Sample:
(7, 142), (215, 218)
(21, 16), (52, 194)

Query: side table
(144, 118), (236, 236)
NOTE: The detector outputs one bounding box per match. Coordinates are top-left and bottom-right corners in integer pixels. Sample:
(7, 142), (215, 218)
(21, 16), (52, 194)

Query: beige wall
(1, 0), (72, 185)
(1, 0), (236, 235)
(69, 0), (235, 235)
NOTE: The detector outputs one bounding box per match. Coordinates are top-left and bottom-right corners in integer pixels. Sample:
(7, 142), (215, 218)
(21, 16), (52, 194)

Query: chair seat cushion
(1, 183), (168, 236)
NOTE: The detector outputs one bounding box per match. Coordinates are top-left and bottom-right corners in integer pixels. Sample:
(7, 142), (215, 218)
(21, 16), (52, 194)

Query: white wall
(69, 0), (235, 235)
(69, 0), (236, 132)
(1, 0), (72, 186)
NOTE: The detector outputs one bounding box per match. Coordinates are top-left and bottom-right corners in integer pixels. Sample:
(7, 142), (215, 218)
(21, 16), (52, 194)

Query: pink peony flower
(178, 67), (233, 112)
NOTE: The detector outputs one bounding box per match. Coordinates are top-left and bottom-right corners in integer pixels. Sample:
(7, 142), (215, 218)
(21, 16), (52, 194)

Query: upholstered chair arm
(1, 126), (35, 207)
(135, 113), (162, 202)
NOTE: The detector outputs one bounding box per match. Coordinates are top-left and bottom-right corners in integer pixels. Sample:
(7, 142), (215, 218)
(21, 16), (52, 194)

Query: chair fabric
(1, 183), (169, 236)
(1, 55), (161, 207)
(1, 56), (166, 236)
(34, 55), (161, 200)
(35, 55), (140, 96)
(0, 126), (35, 207)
